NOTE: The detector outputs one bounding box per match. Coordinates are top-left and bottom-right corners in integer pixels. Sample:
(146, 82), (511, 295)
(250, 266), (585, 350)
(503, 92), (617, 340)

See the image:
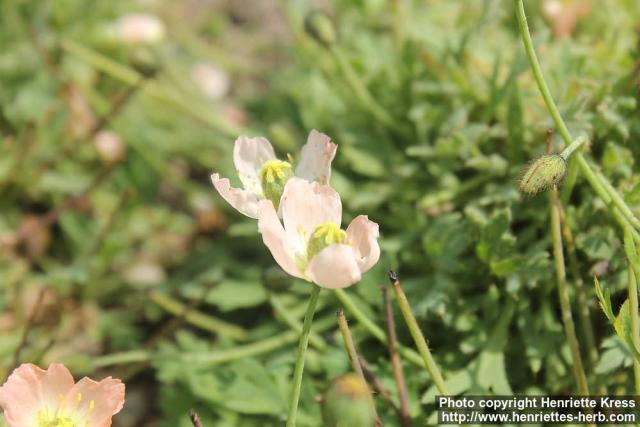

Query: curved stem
(286, 286), (321, 427)
(514, 0), (640, 234)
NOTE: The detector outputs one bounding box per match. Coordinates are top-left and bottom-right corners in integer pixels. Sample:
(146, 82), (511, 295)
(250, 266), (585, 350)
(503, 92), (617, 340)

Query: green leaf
(594, 276), (615, 323)
(613, 299), (640, 362)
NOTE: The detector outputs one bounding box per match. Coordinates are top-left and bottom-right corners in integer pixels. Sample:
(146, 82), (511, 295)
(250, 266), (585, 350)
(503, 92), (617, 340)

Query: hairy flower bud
(305, 12), (336, 47)
(322, 374), (376, 427)
(519, 154), (567, 195)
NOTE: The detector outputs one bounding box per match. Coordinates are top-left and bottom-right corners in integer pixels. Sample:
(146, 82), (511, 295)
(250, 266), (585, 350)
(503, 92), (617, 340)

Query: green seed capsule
(519, 154), (567, 195)
(322, 374), (376, 427)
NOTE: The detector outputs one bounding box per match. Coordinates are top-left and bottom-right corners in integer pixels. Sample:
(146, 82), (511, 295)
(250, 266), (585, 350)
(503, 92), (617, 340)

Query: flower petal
(346, 215), (380, 274)
(294, 129), (337, 185)
(0, 363), (75, 426)
(258, 199), (305, 279)
(280, 178), (342, 251)
(62, 376), (125, 427)
(233, 136), (276, 195)
(211, 173), (260, 218)
(305, 244), (361, 289)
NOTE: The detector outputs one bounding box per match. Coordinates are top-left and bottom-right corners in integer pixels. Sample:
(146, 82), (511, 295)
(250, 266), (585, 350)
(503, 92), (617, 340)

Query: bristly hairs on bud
(304, 11), (336, 47)
(518, 135), (586, 196)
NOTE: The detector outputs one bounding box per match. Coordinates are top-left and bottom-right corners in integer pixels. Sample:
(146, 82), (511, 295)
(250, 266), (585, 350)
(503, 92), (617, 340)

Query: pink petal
(211, 173), (260, 219)
(61, 376), (125, 427)
(294, 130), (337, 185)
(305, 244), (361, 289)
(0, 363), (75, 426)
(280, 178), (342, 252)
(346, 215), (380, 274)
(233, 136), (276, 195)
(258, 199), (305, 279)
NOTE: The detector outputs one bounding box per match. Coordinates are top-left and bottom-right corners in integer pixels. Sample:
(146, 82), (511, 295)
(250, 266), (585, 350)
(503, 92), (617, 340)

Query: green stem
(94, 350), (150, 368)
(559, 136), (585, 160)
(389, 273), (448, 395)
(514, 0), (640, 234)
(148, 291), (248, 341)
(623, 227), (640, 394)
(269, 293), (327, 351)
(182, 315), (335, 365)
(334, 289), (424, 368)
(286, 286), (321, 427)
(549, 188), (589, 395)
(628, 267), (640, 395)
(92, 316), (337, 369)
(557, 204), (599, 371)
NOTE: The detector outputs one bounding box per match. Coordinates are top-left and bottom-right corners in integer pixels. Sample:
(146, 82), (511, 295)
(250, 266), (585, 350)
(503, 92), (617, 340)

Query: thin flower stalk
(557, 204), (599, 369)
(549, 187), (589, 395)
(623, 227), (640, 395)
(334, 288), (425, 368)
(383, 287), (412, 427)
(388, 271), (448, 396)
(286, 286), (321, 427)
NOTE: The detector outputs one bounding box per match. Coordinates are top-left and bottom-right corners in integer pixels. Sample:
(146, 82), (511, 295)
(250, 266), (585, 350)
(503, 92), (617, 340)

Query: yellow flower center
(36, 394), (96, 427)
(258, 159), (293, 208)
(306, 222), (347, 262)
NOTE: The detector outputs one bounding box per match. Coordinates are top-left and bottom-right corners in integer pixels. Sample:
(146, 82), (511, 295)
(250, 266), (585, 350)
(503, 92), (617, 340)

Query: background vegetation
(1, 0), (640, 425)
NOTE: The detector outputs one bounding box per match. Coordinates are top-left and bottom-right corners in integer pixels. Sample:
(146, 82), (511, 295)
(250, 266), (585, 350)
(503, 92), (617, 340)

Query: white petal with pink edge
(305, 244), (362, 289)
(295, 130), (337, 185)
(346, 215), (380, 274)
(211, 173), (260, 219)
(233, 136), (276, 195)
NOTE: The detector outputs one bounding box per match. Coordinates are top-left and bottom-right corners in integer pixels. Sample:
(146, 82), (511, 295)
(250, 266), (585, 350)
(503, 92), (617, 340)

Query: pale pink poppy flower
(211, 130), (337, 218)
(113, 14), (166, 44)
(258, 178), (380, 289)
(191, 63), (231, 101)
(0, 363), (125, 427)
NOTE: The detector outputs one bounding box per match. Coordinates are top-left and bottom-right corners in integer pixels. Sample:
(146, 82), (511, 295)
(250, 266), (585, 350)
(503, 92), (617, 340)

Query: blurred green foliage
(2, 0), (640, 426)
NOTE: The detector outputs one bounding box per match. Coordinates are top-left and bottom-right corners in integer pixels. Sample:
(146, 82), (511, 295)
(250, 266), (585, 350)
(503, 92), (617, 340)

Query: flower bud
(322, 374), (376, 427)
(519, 154), (567, 195)
(305, 12), (336, 47)
(258, 159), (293, 208)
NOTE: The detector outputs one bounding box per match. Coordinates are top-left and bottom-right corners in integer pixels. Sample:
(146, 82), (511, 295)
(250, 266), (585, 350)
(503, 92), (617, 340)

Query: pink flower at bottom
(0, 363), (125, 427)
